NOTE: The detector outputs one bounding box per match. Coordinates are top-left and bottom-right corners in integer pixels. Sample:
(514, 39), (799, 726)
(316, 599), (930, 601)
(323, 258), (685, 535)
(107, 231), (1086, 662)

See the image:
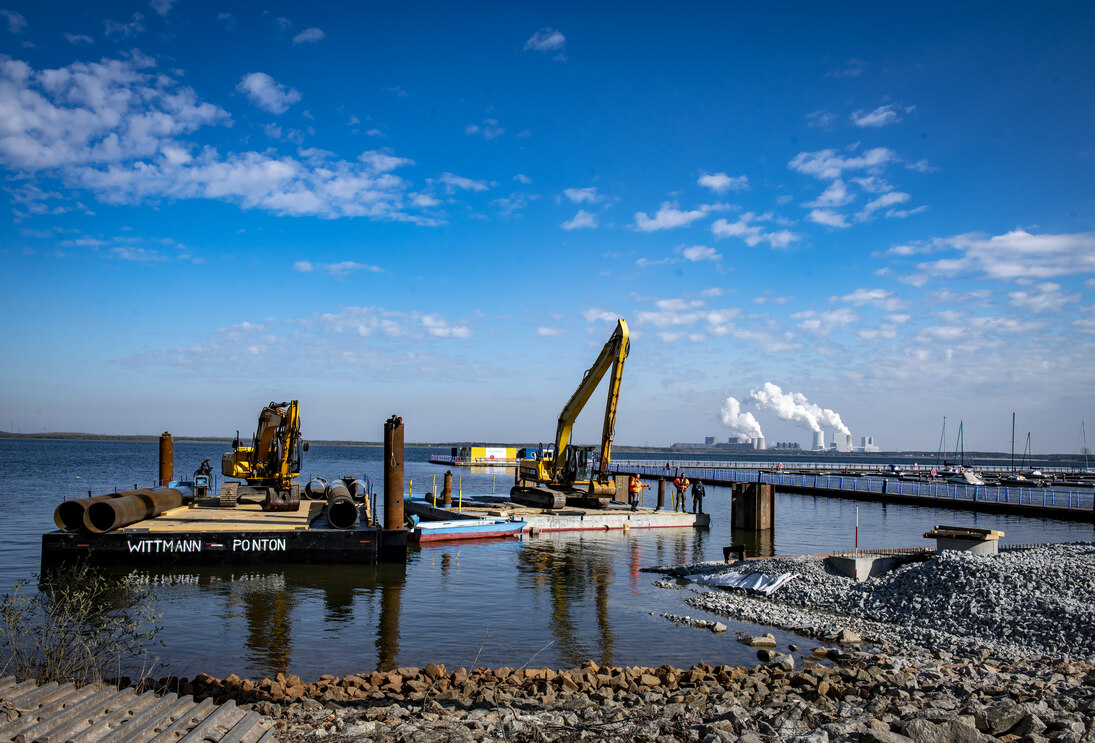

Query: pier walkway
(606, 464), (1095, 522)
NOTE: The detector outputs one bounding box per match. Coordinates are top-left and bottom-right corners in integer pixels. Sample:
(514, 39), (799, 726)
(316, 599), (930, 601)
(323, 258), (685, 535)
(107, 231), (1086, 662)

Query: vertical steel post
(383, 415), (405, 531)
(158, 431), (173, 486)
(657, 478), (666, 510)
(442, 470), (453, 507)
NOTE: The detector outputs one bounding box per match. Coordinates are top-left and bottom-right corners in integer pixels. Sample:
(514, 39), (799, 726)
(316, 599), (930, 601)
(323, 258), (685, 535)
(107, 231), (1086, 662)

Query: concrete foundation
(404, 496), (709, 533)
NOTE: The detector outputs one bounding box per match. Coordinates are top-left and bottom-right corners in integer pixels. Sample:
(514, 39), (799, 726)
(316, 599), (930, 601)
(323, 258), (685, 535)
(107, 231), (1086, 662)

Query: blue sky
(1, 1), (1094, 453)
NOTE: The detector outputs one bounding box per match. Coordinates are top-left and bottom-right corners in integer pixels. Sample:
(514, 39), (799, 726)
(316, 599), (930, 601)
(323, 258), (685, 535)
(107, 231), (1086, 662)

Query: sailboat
(938, 420), (985, 485)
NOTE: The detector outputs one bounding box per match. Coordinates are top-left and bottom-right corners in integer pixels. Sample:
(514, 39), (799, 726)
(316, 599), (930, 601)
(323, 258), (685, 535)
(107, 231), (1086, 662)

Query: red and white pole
(855, 504), (859, 553)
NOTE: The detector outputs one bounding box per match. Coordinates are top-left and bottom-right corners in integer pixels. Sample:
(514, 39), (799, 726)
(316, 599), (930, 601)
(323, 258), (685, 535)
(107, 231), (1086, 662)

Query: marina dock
(405, 495), (709, 533)
(608, 464), (1095, 522)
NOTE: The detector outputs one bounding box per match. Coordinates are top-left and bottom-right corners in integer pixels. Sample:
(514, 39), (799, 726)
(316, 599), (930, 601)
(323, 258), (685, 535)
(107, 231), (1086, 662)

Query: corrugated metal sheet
(0, 676), (276, 743)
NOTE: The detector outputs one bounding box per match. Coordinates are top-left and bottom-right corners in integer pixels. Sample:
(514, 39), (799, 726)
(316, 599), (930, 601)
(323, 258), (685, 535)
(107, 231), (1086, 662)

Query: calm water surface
(0, 439), (1090, 679)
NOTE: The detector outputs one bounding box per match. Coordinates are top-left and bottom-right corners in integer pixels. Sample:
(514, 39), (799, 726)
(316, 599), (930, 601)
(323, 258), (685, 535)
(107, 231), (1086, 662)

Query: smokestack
(813, 431), (825, 450)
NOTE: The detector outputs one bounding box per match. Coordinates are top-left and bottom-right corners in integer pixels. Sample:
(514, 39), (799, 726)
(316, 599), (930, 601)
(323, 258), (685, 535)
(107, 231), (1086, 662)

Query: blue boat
(408, 514), (526, 543)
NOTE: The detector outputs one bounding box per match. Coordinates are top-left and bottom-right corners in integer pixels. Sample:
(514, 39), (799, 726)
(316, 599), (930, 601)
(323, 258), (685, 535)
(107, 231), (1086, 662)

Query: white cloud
(583, 308), (619, 324)
(1009, 282), (1081, 313)
(236, 72), (301, 114)
(712, 212), (800, 248)
(918, 229), (1095, 281)
(411, 193), (441, 208)
(697, 173), (748, 193)
(634, 202), (721, 232)
(681, 245), (720, 262)
(422, 314), (471, 338)
(2, 9), (27, 32)
(805, 179), (853, 208)
(563, 186), (599, 203)
(562, 209), (597, 230)
(430, 172), (490, 193)
(826, 58), (866, 78)
(492, 191), (538, 216)
(839, 288), (905, 311)
(806, 109), (837, 130)
(856, 191), (910, 221)
(788, 147), (898, 180)
(807, 209), (849, 228)
(851, 103), (909, 128)
(536, 327), (565, 336)
(293, 260), (314, 272)
(358, 150), (414, 172)
(465, 118), (505, 140)
(514, 173), (531, 184)
(104, 13), (145, 37)
(323, 261), (382, 277)
(292, 27), (325, 44)
(524, 28), (565, 52)
(792, 307), (858, 335)
(850, 176), (893, 193)
(65, 33), (94, 44)
(149, 0), (174, 16)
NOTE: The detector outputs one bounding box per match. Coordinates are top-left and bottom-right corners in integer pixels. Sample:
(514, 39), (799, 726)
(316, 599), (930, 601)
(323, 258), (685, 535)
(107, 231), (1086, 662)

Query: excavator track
(509, 486), (568, 510)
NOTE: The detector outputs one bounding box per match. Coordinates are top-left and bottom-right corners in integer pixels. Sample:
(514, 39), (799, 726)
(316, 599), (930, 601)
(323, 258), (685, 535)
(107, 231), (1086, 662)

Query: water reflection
(517, 537), (616, 668)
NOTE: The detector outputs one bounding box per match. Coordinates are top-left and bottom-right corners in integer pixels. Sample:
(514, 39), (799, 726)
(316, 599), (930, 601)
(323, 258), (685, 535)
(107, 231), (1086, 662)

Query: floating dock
(405, 495), (709, 533)
(42, 498), (406, 567)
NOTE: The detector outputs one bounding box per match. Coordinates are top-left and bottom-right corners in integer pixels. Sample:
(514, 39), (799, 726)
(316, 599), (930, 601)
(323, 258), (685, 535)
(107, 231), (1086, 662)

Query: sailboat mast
(1011, 412), (1015, 472)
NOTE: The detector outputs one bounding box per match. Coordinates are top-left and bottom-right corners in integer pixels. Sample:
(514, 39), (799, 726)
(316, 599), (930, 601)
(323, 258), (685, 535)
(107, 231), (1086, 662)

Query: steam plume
(749, 382), (850, 435)
(720, 397), (764, 438)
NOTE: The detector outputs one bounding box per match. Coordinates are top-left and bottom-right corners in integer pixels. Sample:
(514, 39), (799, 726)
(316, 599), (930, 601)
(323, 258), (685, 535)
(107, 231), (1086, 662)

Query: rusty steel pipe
(54, 492), (127, 532)
(305, 478), (327, 500)
(347, 478), (368, 501)
(159, 431), (173, 486)
(83, 486), (188, 534)
(325, 481), (358, 529)
(442, 470), (453, 507)
(383, 415), (404, 530)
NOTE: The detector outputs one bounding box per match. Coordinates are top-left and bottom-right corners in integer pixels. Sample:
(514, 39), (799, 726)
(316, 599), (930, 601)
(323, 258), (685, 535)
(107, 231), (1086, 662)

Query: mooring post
(159, 431), (173, 486)
(383, 415), (405, 531)
(657, 478), (666, 510)
(442, 469), (453, 507)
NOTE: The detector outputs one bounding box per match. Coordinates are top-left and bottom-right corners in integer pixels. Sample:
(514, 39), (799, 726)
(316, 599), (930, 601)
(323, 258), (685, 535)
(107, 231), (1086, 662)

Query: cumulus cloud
(430, 172), (490, 193)
(104, 13), (145, 37)
(292, 27), (325, 44)
(805, 179), (854, 208)
(806, 109), (837, 130)
(791, 307), (858, 335)
(65, 33), (94, 44)
(236, 72), (301, 114)
(698, 172), (748, 193)
(839, 288), (905, 311)
(720, 397), (764, 439)
(563, 186), (599, 203)
(583, 307), (620, 324)
(826, 58), (866, 78)
(149, 0), (175, 16)
(1008, 282), (1082, 313)
(537, 327), (565, 337)
(634, 202), (721, 232)
(918, 229), (1095, 281)
(1, 9), (27, 32)
(422, 314), (471, 338)
(711, 212), (800, 248)
(465, 118), (505, 140)
(524, 28), (565, 52)
(807, 209), (850, 228)
(851, 103), (911, 128)
(789, 147), (898, 180)
(681, 245), (720, 262)
(562, 209), (597, 230)
(856, 191), (911, 221)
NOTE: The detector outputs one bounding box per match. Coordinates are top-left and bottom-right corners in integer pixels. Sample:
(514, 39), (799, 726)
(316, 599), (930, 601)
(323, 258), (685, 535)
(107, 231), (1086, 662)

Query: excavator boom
(512, 319), (629, 509)
(222, 400), (304, 511)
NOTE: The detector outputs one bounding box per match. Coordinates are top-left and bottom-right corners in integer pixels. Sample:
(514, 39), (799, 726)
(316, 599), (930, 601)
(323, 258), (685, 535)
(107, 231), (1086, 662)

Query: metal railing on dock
(606, 463), (1095, 516)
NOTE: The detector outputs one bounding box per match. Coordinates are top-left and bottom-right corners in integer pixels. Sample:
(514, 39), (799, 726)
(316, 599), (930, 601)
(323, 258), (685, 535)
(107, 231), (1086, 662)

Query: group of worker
(626, 472), (704, 513)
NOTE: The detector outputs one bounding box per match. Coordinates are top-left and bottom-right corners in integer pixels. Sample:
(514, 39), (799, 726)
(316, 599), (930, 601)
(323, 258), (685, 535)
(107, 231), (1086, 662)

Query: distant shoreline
(0, 432), (1088, 461)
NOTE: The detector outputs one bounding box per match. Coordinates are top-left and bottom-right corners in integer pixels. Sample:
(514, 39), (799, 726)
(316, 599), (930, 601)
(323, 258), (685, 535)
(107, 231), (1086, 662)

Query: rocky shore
(134, 543), (1095, 741)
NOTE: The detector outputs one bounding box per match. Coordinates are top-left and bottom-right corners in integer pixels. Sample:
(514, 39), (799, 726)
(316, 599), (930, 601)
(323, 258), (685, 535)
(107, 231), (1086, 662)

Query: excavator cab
(560, 446), (594, 486)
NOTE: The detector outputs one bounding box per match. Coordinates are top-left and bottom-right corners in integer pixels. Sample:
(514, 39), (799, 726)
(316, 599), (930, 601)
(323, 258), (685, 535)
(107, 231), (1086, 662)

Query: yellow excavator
(511, 318), (629, 509)
(221, 400), (307, 511)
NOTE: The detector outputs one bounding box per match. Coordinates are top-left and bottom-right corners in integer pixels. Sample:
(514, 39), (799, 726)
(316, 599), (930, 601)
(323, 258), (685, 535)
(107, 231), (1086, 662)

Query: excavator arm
(512, 319), (629, 509)
(552, 318), (629, 486)
(222, 400), (304, 511)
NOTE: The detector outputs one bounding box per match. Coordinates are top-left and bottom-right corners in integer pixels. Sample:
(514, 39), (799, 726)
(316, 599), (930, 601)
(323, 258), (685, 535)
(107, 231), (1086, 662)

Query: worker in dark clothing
(691, 479), (705, 514)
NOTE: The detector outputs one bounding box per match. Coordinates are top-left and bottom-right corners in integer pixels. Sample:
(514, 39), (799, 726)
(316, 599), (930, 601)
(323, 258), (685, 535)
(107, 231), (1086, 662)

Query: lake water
(0, 439), (1090, 680)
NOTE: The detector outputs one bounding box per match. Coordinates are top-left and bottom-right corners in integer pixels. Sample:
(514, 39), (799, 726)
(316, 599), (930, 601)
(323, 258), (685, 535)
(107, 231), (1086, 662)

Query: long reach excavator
(511, 318), (629, 510)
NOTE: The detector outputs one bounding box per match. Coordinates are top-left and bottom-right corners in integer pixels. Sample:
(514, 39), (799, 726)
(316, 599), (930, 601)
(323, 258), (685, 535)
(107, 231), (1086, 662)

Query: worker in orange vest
(672, 474), (690, 512)
(628, 473), (648, 512)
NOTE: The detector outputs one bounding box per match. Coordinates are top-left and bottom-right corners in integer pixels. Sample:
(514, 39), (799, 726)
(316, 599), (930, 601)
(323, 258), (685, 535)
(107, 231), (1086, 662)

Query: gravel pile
(677, 542), (1095, 662)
